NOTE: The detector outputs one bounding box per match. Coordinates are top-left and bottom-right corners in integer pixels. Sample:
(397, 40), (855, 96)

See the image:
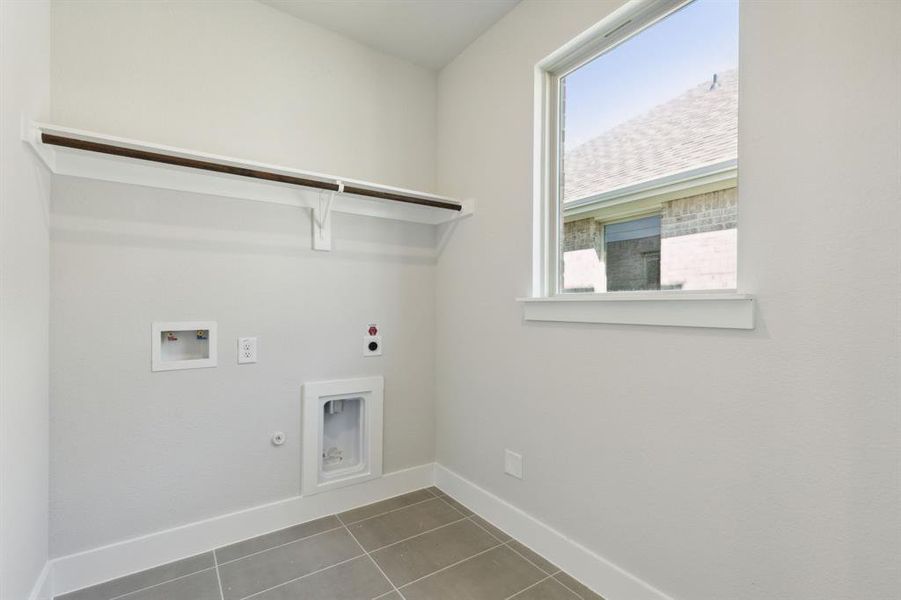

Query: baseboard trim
(50, 462), (435, 597)
(27, 561), (53, 600)
(434, 464), (674, 600)
(49, 462), (672, 600)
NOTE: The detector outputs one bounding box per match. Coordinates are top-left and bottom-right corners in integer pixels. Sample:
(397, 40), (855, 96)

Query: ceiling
(260, 0), (520, 70)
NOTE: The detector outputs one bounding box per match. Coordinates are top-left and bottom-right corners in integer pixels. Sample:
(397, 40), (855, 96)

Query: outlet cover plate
(363, 335), (382, 357)
(504, 449), (523, 479)
(238, 337), (258, 364)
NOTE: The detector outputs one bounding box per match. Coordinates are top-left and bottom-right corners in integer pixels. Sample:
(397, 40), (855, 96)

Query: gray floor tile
(250, 556), (392, 600)
(507, 540), (557, 575)
(400, 545), (545, 600)
(439, 495), (475, 517)
(56, 552), (214, 600)
(338, 489), (434, 525)
(348, 497), (464, 551)
(216, 515), (342, 564)
(510, 577), (580, 600)
(55, 494), (604, 600)
(370, 519), (500, 586)
(119, 569), (220, 600)
(554, 572), (605, 600)
(218, 527), (362, 600)
(469, 515), (512, 543)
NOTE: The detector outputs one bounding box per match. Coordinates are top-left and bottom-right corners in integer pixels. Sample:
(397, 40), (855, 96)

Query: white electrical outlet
(504, 449), (523, 479)
(363, 335), (383, 356)
(238, 337), (258, 364)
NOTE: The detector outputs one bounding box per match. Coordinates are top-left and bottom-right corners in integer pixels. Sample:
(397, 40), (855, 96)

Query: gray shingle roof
(563, 69), (738, 204)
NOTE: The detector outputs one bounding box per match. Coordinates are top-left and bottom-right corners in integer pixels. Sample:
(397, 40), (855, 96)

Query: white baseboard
(28, 562), (53, 600)
(434, 464), (674, 600)
(48, 462), (672, 600)
(49, 462), (435, 598)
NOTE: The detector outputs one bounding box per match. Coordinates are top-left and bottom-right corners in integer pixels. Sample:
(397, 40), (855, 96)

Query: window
(541, 0), (739, 296)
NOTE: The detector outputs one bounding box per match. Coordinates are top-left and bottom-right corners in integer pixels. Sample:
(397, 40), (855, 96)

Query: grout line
(553, 574), (591, 600)
(397, 541), (505, 590)
(372, 591), (400, 600)
(340, 518), (407, 600)
(213, 550), (225, 600)
(503, 540), (560, 576)
(435, 494), (474, 516)
(215, 523), (346, 567)
(366, 515), (469, 553)
(106, 567), (217, 600)
(466, 515), (509, 543)
(219, 489), (440, 572)
(432, 495), (468, 520)
(72, 488), (564, 600)
(340, 493), (441, 526)
(459, 507), (560, 578)
(75, 490), (460, 600)
(238, 553), (366, 600)
(338, 494), (469, 555)
(504, 574), (555, 600)
(217, 489), (440, 568)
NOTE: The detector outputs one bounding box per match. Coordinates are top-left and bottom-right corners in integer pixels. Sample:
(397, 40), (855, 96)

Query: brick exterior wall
(605, 237), (661, 291)
(562, 186), (737, 292)
(661, 187), (738, 238)
(661, 228), (737, 290)
(562, 217), (603, 256)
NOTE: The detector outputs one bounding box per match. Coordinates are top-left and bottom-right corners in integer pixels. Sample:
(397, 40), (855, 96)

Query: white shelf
(24, 121), (472, 248)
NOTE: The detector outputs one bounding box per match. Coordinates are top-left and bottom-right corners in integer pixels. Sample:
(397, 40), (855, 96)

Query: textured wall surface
(49, 0), (440, 556)
(51, 0), (437, 193)
(50, 179), (438, 556)
(435, 1), (900, 599)
(0, 1), (51, 597)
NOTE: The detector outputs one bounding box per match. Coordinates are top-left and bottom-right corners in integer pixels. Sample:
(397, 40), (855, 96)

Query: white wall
(49, 0), (438, 556)
(435, 2), (901, 600)
(0, 0), (52, 598)
(51, 0), (436, 192)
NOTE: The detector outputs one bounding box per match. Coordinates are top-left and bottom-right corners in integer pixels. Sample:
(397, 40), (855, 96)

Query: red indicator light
(368, 326), (378, 336)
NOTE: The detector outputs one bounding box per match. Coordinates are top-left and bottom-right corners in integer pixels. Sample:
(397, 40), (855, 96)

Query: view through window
(559, 0), (739, 293)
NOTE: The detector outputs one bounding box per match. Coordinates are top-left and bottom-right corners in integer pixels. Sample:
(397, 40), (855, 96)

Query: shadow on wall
(50, 176), (441, 264)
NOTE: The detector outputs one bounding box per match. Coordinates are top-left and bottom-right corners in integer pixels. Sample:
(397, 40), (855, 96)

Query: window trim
(526, 0), (753, 329)
(518, 291), (755, 329)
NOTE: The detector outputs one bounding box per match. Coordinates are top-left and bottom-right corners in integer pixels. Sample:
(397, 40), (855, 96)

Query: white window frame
(523, 0), (753, 329)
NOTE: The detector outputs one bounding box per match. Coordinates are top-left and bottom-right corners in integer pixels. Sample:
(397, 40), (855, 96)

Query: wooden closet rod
(41, 133), (463, 212)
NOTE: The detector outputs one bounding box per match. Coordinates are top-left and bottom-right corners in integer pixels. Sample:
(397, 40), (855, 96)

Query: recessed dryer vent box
(151, 321), (217, 372)
(302, 376), (383, 496)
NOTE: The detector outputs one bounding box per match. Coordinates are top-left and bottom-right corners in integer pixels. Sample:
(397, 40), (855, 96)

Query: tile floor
(57, 487), (603, 600)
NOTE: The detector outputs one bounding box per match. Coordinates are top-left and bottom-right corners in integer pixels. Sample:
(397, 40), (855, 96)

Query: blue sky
(563, 0), (739, 151)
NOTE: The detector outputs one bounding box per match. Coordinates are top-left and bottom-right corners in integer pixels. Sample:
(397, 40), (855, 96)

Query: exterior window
(548, 0), (739, 295)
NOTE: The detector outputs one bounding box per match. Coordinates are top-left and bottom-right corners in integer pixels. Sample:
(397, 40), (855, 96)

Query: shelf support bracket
(312, 181), (341, 251)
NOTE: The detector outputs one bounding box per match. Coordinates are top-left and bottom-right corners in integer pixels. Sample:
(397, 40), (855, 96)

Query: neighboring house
(562, 69), (738, 292)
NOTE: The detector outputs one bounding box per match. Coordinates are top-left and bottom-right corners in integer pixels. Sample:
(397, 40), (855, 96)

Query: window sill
(517, 291), (754, 329)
